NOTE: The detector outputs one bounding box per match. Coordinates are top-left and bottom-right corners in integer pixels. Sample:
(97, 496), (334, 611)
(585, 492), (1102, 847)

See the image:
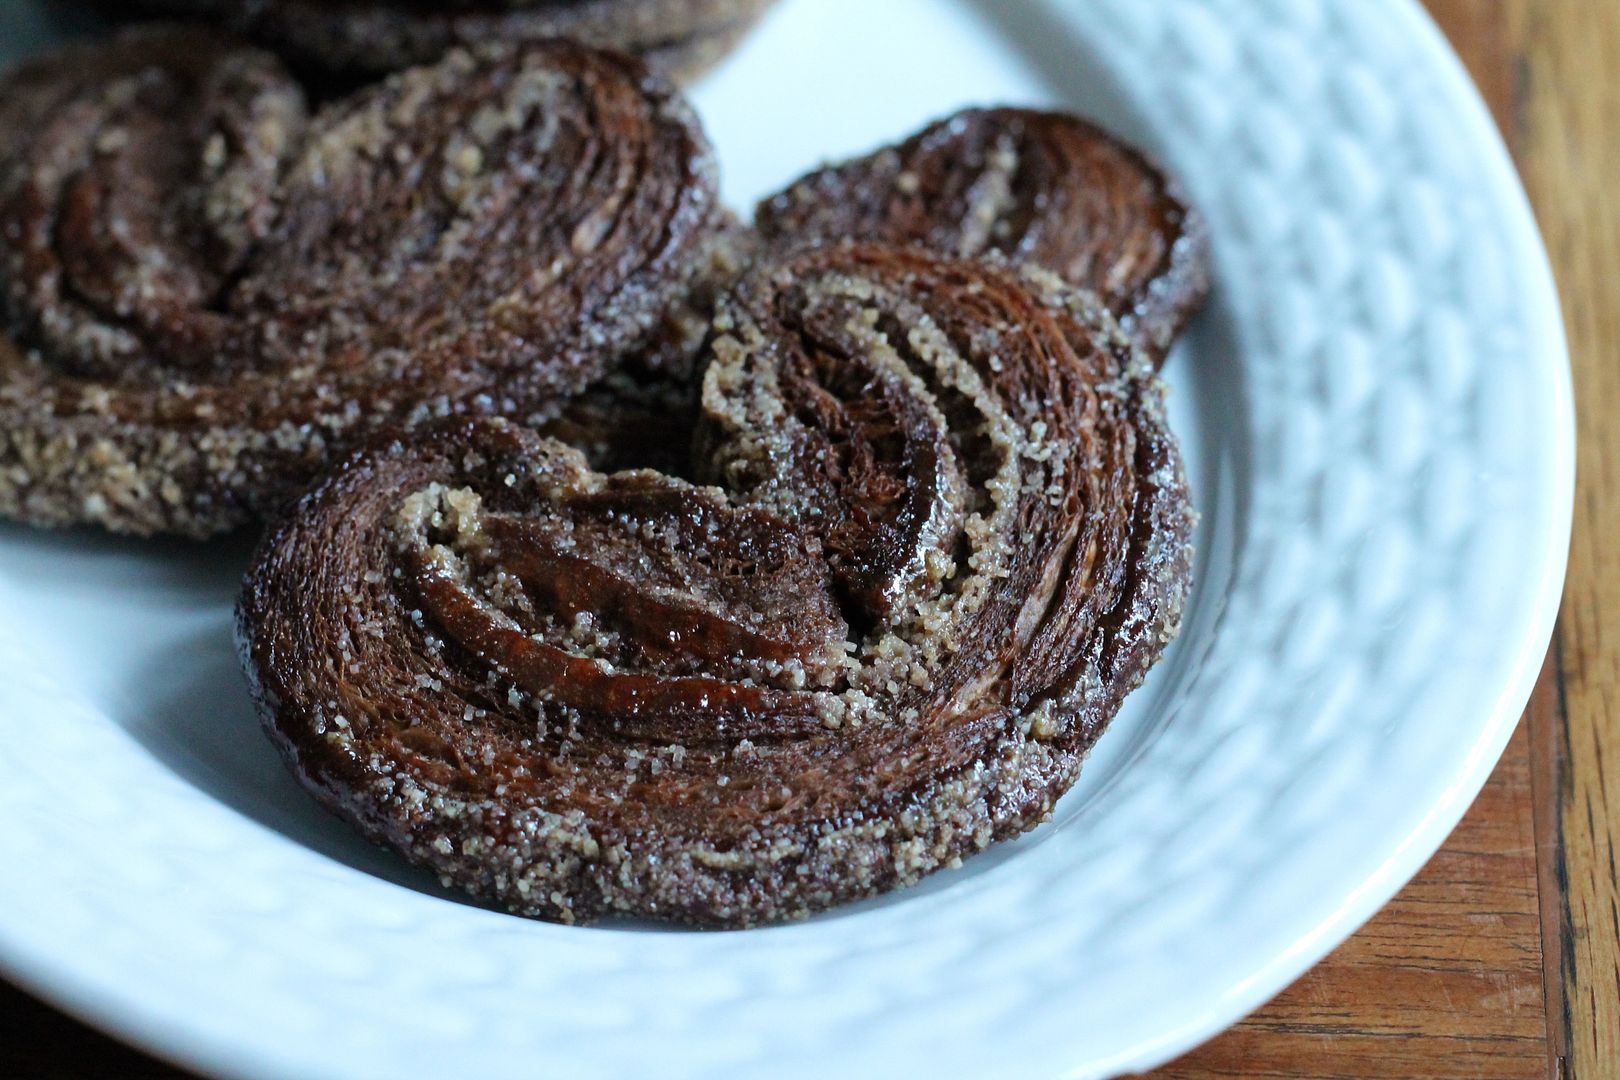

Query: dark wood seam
(1535, 630), (1575, 1080)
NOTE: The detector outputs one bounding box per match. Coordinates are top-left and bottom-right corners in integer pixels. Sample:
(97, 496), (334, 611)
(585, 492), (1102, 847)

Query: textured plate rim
(1102, 2), (1573, 1069)
(1098, 2), (1573, 1069)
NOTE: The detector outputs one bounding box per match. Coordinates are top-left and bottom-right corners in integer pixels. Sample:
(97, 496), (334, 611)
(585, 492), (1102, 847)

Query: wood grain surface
(1, 2), (1613, 1078)
(1507, 1), (1620, 1073)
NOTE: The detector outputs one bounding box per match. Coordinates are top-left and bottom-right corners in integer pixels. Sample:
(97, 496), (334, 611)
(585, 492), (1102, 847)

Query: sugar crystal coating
(756, 108), (1211, 364)
(0, 29), (721, 535)
(239, 244), (1196, 927)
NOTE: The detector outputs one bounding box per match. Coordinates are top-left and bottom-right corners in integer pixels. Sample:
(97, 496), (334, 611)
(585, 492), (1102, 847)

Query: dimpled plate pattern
(0, 0), (1571, 1077)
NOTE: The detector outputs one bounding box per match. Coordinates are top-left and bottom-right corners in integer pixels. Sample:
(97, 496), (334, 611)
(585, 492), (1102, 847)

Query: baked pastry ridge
(239, 244), (1195, 927)
(757, 107), (1210, 364)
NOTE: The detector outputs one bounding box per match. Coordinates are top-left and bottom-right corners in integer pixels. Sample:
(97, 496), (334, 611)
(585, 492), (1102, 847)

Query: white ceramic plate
(0, 1), (1571, 1077)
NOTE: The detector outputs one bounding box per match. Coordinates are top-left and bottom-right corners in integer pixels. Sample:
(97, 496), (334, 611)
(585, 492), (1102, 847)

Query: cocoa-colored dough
(238, 244), (1195, 927)
(757, 108), (1210, 363)
(0, 29), (720, 535)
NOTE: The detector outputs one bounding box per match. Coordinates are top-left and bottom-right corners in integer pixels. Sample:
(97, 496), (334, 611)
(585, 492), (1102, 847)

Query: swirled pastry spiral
(757, 108), (1209, 363)
(0, 29), (720, 535)
(540, 108), (1213, 478)
(126, 0), (777, 82)
(239, 243), (1194, 926)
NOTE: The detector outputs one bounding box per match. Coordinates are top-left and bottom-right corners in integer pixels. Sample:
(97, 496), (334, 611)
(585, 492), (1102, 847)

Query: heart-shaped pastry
(239, 243), (1194, 926)
(537, 107), (1211, 479)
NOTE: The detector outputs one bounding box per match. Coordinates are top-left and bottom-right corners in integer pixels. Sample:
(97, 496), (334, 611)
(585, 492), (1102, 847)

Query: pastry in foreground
(757, 108), (1209, 363)
(238, 243), (1195, 927)
(0, 30), (720, 536)
(124, 0), (777, 82)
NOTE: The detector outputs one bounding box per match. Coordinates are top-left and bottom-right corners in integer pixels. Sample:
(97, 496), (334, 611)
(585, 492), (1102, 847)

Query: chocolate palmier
(757, 108), (1210, 362)
(238, 243), (1194, 927)
(126, 0), (777, 82)
(0, 30), (719, 536)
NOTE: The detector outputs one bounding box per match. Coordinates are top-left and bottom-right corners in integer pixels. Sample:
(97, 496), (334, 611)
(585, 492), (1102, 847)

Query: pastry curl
(239, 243), (1194, 926)
(540, 108), (1215, 479)
(757, 108), (1209, 362)
(0, 30), (719, 535)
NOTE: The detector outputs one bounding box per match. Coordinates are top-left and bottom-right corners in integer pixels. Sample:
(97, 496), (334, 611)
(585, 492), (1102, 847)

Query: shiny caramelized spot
(482, 481), (849, 678)
(396, 470), (849, 742)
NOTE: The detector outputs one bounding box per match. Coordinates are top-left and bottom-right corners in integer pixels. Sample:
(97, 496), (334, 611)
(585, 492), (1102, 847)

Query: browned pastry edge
(238, 244), (1194, 927)
(0, 29), (721, 536)
(124, 0), (778, 81)
(756, 107), (1211, 364)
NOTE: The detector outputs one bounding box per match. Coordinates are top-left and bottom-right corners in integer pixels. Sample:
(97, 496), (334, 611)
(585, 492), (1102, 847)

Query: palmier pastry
(125, 0), (777, 82)
(0, 30), (720, 536)
(757, 108), (1209, 363)
(239, 243), (1194, 927)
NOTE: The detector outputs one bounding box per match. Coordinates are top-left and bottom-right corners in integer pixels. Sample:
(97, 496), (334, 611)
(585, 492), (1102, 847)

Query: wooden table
(3, 2), (1615, 1077)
